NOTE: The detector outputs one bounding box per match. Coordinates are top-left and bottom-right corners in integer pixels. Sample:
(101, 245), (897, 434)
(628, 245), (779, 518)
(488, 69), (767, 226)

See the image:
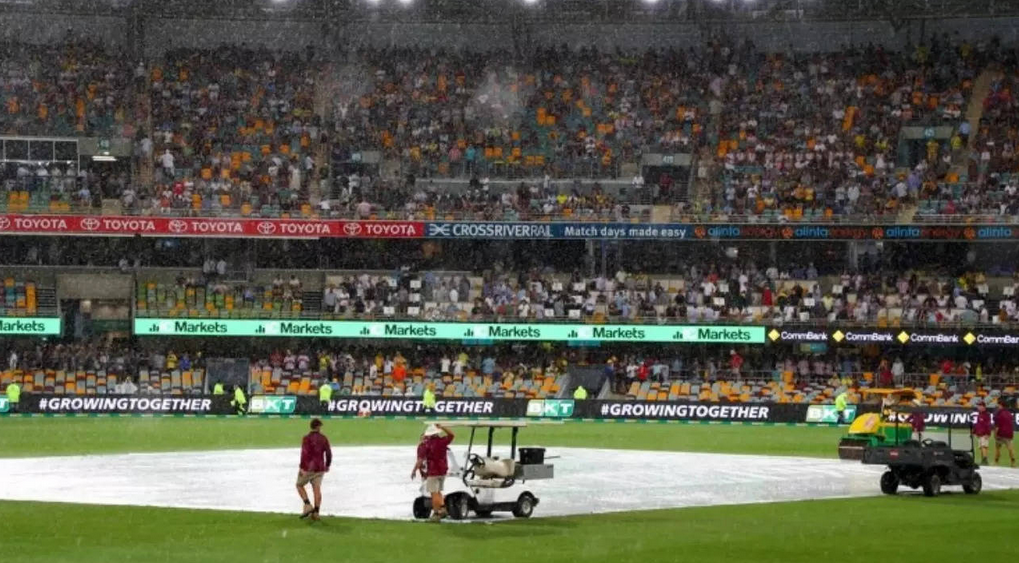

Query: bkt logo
(526, 399), (575, 418)
(256, 222), (277, 235)
(0, 397), (8, 413)
(81, 217), (101, 231)
(428, 223), (452, 237)
(249, 395), (297, 414)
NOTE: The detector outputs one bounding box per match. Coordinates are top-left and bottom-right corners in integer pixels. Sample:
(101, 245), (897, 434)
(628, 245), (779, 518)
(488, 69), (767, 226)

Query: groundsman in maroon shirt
(296, 418), (332, 520)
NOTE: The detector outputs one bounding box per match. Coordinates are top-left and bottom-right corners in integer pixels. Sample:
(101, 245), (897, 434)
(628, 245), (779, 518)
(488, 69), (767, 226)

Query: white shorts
(978, 436), (990, 448)
(424, 476), (445, 494)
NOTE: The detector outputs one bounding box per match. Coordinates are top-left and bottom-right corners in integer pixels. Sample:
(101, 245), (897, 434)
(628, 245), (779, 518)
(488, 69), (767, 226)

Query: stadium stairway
(134, 73), (155, 190)
(300, 290), (322, 317)
(965, 67), (1001, 153)
(310, 63), (338, 204)
(36, 287), (59, 317)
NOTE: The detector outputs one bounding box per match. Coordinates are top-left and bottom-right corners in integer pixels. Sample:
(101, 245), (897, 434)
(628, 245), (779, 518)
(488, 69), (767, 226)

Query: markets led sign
(0, 318), (61, 336)
(134, 319), (766, 344)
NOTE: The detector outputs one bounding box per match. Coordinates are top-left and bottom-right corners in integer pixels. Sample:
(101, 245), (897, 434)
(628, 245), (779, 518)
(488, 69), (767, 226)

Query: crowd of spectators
(7, 338), (1019, 401)
(138, 46), (321, 215)
(316, 263), (1019, 326)
(0, 40), (130, 137)
(8, 38), (1019, 221)
(699, 37), (986, 220)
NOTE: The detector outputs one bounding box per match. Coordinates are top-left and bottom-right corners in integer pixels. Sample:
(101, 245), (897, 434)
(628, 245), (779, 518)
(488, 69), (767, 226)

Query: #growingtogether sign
(133, 319), (765, 344)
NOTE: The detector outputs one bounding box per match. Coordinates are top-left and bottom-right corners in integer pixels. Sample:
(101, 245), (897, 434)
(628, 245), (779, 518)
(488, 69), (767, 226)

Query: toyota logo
(343, 222), (362, 236)
(81, 217), (101, 231)
(257, 222), (277, 235)
(168, 220), (188, 234)
(0, 217), (9, 230)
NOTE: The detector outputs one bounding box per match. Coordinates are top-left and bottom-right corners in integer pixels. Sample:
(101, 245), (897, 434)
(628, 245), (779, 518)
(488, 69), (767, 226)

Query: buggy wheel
(963, 472), (982, 495)
(412, 496), (430, 519)
(446, 493), (471, 520)
(880, 471), (899, 495)
(922, 473), (942, 497)
(513, 493), (536, 518)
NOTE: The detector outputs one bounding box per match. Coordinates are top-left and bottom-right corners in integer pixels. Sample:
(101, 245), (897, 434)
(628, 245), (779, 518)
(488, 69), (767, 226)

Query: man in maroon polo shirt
(412, 423), (454, 522)
(297, 418), (332, 520)
(973, 402), (992, 465)
(993, 402), (1016, 467)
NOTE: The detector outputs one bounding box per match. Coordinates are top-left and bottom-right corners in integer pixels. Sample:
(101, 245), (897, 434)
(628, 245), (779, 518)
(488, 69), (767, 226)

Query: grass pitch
(0, 416), (845, 458)
(3, 492), (1017, 563)
(1, 417), (1014, 563)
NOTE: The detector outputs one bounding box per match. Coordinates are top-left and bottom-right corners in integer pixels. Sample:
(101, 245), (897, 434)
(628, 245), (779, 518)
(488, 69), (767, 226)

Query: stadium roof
(5, 0), (1019, 22)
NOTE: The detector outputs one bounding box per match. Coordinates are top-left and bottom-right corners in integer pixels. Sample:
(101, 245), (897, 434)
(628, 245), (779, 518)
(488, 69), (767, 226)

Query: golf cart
(837, 389), (919, 460)
(412, 420), (555, 520)
(861, 406), (982, 497)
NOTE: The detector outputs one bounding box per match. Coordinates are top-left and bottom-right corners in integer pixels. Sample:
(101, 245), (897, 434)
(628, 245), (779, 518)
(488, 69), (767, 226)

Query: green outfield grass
(2, 417), (1011, 563)
(0, 416), (845, 458)
(3, 491), (1017, 563)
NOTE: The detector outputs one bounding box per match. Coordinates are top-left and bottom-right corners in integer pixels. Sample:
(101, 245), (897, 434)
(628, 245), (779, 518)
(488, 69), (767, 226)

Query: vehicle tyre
(412, 496), (430, 519)
(963, 473), (982, 495)
(922, 473), (941, 497)
(446, 493), (471, 520)
(880, 471), (899, 495)
(513, 493), (536, 518)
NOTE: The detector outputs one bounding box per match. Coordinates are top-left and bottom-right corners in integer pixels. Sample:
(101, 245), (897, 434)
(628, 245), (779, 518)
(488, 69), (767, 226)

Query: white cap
(423, 424), (443, 437)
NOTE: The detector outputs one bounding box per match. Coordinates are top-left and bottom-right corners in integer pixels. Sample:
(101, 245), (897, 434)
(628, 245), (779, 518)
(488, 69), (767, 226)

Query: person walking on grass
(297, 418), (332, 521)
(973, 402), (992, 465)
(993, 402), (1016, 467)
(412, 423), (454, 522)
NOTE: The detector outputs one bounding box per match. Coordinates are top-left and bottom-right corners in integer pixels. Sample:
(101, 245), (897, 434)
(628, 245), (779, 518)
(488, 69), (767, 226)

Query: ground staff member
(834, 390), (848, 424)
(993, 402), (1016, 467)
(973, 402), (992, 465)
(423, 383), (437, 414)
(297, 418), (332, 521)
(319, 380), (333, 410)
(231, 385), (247, 415)
(212, 382), (225, 395)
(573, 385), (588, 400)
(6, 380), (20, 413)
(412, 424), (454, 522)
